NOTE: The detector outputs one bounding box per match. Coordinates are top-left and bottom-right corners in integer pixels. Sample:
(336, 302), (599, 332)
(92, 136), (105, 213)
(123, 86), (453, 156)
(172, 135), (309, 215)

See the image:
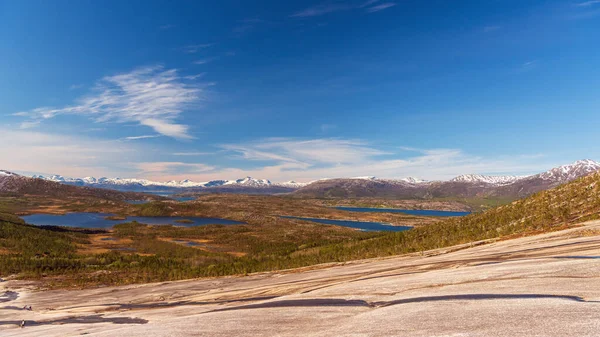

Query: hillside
(2, 169), (600, 290)
(309, 170), (600, 260)
(0, 173), (159, 202)
(293, 160), (600, 202)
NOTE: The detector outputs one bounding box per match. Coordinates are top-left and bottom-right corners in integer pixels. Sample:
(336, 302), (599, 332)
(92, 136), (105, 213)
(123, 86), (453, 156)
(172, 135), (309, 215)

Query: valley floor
(3, 220), (600, 336)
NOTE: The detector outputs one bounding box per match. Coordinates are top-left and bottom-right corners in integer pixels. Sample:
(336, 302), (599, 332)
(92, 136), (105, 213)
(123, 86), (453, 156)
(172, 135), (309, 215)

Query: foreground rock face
(3, 221), (600, 336)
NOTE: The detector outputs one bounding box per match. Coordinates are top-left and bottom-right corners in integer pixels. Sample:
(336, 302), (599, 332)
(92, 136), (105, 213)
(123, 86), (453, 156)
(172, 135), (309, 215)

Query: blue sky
(1, 0), (600, 182)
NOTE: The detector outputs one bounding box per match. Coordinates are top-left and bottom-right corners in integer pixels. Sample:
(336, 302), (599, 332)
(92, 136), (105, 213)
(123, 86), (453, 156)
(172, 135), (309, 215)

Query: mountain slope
(450, 174), (523, 186)
(294, 160), (600, 200)
(20, 159), (600, 198)
(306, 169), (600, 262)
(32, 174), (309, 193)
(0, 173), (159, 201)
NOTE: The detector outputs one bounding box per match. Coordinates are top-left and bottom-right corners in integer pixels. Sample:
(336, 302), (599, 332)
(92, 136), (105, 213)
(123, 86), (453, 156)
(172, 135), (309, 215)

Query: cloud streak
(291, 0), (394, 17)
(0, 128), (142, 178)
(182, 44), (213, 53)
(201, 137), (556, 182)
(366, 2), (396, 13)
(122, 135), (161, 141)
(14, 66), (203, 139)
(576, 0), (600, 7)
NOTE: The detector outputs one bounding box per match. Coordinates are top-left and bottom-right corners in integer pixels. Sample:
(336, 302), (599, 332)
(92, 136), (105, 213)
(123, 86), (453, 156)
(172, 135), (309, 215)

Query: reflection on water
(21, 212), (244, 229)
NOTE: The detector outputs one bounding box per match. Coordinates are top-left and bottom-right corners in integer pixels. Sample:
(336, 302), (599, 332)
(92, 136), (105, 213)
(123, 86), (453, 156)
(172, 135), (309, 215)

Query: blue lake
(335, 207), (470, 217)
(20, 212), (244, 229)
(281, 216), (412, 232)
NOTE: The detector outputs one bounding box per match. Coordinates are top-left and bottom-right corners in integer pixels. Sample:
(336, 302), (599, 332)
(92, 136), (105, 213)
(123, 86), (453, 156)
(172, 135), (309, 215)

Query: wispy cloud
(3, 131), (559, 183)
(292, 0), (394, 17)
(172, 152), (212, 156)
(122, 135), (161, 141)
(198, 137), (556, 182)
(292, 2), (356, 17)
(576, 0), (600, 7)
(184, 73), (206, 80)
(366, 2), (396, 13)
(518, 60), (539, 72)
(0, 128), (141, 178)
(223, 138), (391, 166)
(320, 124), (337, 132)
(14, 66), (203, 139)
(233, 18), (266, 36)
(193, 58), (217, 65)
(69, 84), (84, 90)
(135, 161), (215, 176)
(182, 44), (213, 54)
(19, 120), (41, 129)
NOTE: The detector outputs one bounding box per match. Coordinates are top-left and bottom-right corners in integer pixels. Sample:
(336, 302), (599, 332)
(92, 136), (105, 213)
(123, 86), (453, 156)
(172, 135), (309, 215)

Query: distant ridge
(293, 160), (600, 199)
(15, 159), (600, 197)
(0, 172), (161, 201)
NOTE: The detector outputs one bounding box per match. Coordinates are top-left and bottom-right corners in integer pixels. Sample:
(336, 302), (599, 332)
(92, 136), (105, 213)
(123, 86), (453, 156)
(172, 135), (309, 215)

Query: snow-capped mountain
(535, 159), (600, 183)
(0, 170), (16, 177)
(24, 159), (600, 196)
(448, 160), (600, 186)
(224, 177), (271, 187)
(399, 177), (428, 184)
(450, 174), (525, 186)
(32, 174), (307, 190)
(276, 181), (310, 188)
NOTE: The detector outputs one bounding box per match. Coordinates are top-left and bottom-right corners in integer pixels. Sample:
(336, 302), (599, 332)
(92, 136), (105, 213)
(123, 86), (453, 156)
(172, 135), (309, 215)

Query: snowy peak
(30, 174), (298, 189)
(399, 177), (428, 184)
(275, 180), (310, 188)
(451, 174), (524, 186)
(536, 159), (600, 183)
(0, 170), (17, 177)
(225, 176), (272, 187)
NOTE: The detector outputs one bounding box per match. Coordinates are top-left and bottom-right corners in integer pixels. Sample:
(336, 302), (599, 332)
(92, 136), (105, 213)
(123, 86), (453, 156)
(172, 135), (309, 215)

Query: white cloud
(192, 137), (556, 183)
(182, 44), (213, 54)
(223, 138), (390, 166)
(172, 152), (212, 156)
(122, 135), (161, 141)
(184, 73), (206, 80)
(14, 66), (203, 139)
(292, 0), (384, 17)
(193, 58), (216, 65)
(141, 119), (193, 139)
(135, 162), (215, 177)
(366, 2), (396, 13)
(1, 131), (561, 183)
(576, 0), (600, 6)
(0, 128), (141, 178)
(320, 124), (337, 132)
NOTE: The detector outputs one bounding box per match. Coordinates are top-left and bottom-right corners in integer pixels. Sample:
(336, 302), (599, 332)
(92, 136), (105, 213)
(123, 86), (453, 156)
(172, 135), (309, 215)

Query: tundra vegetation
(1, 172), (600, 288)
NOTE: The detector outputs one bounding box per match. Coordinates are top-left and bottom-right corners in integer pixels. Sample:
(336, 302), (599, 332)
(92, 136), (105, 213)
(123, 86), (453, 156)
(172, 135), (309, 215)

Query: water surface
(21, 212), (244, 229)
(281, 216), (411, 232)
(335, 207), (470, 217)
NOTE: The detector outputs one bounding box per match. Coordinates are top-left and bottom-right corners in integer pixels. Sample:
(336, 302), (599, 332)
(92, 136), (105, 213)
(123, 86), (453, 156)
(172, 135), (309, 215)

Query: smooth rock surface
(3, 221), (600, 336)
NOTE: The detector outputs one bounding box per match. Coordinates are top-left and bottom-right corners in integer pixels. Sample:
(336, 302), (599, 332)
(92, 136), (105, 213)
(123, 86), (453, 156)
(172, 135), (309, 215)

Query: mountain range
(30, 174), (308, 193)
(293, 160), (600, 199)
(11, 159), (600, 199)
(0, 170), (160, 202)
